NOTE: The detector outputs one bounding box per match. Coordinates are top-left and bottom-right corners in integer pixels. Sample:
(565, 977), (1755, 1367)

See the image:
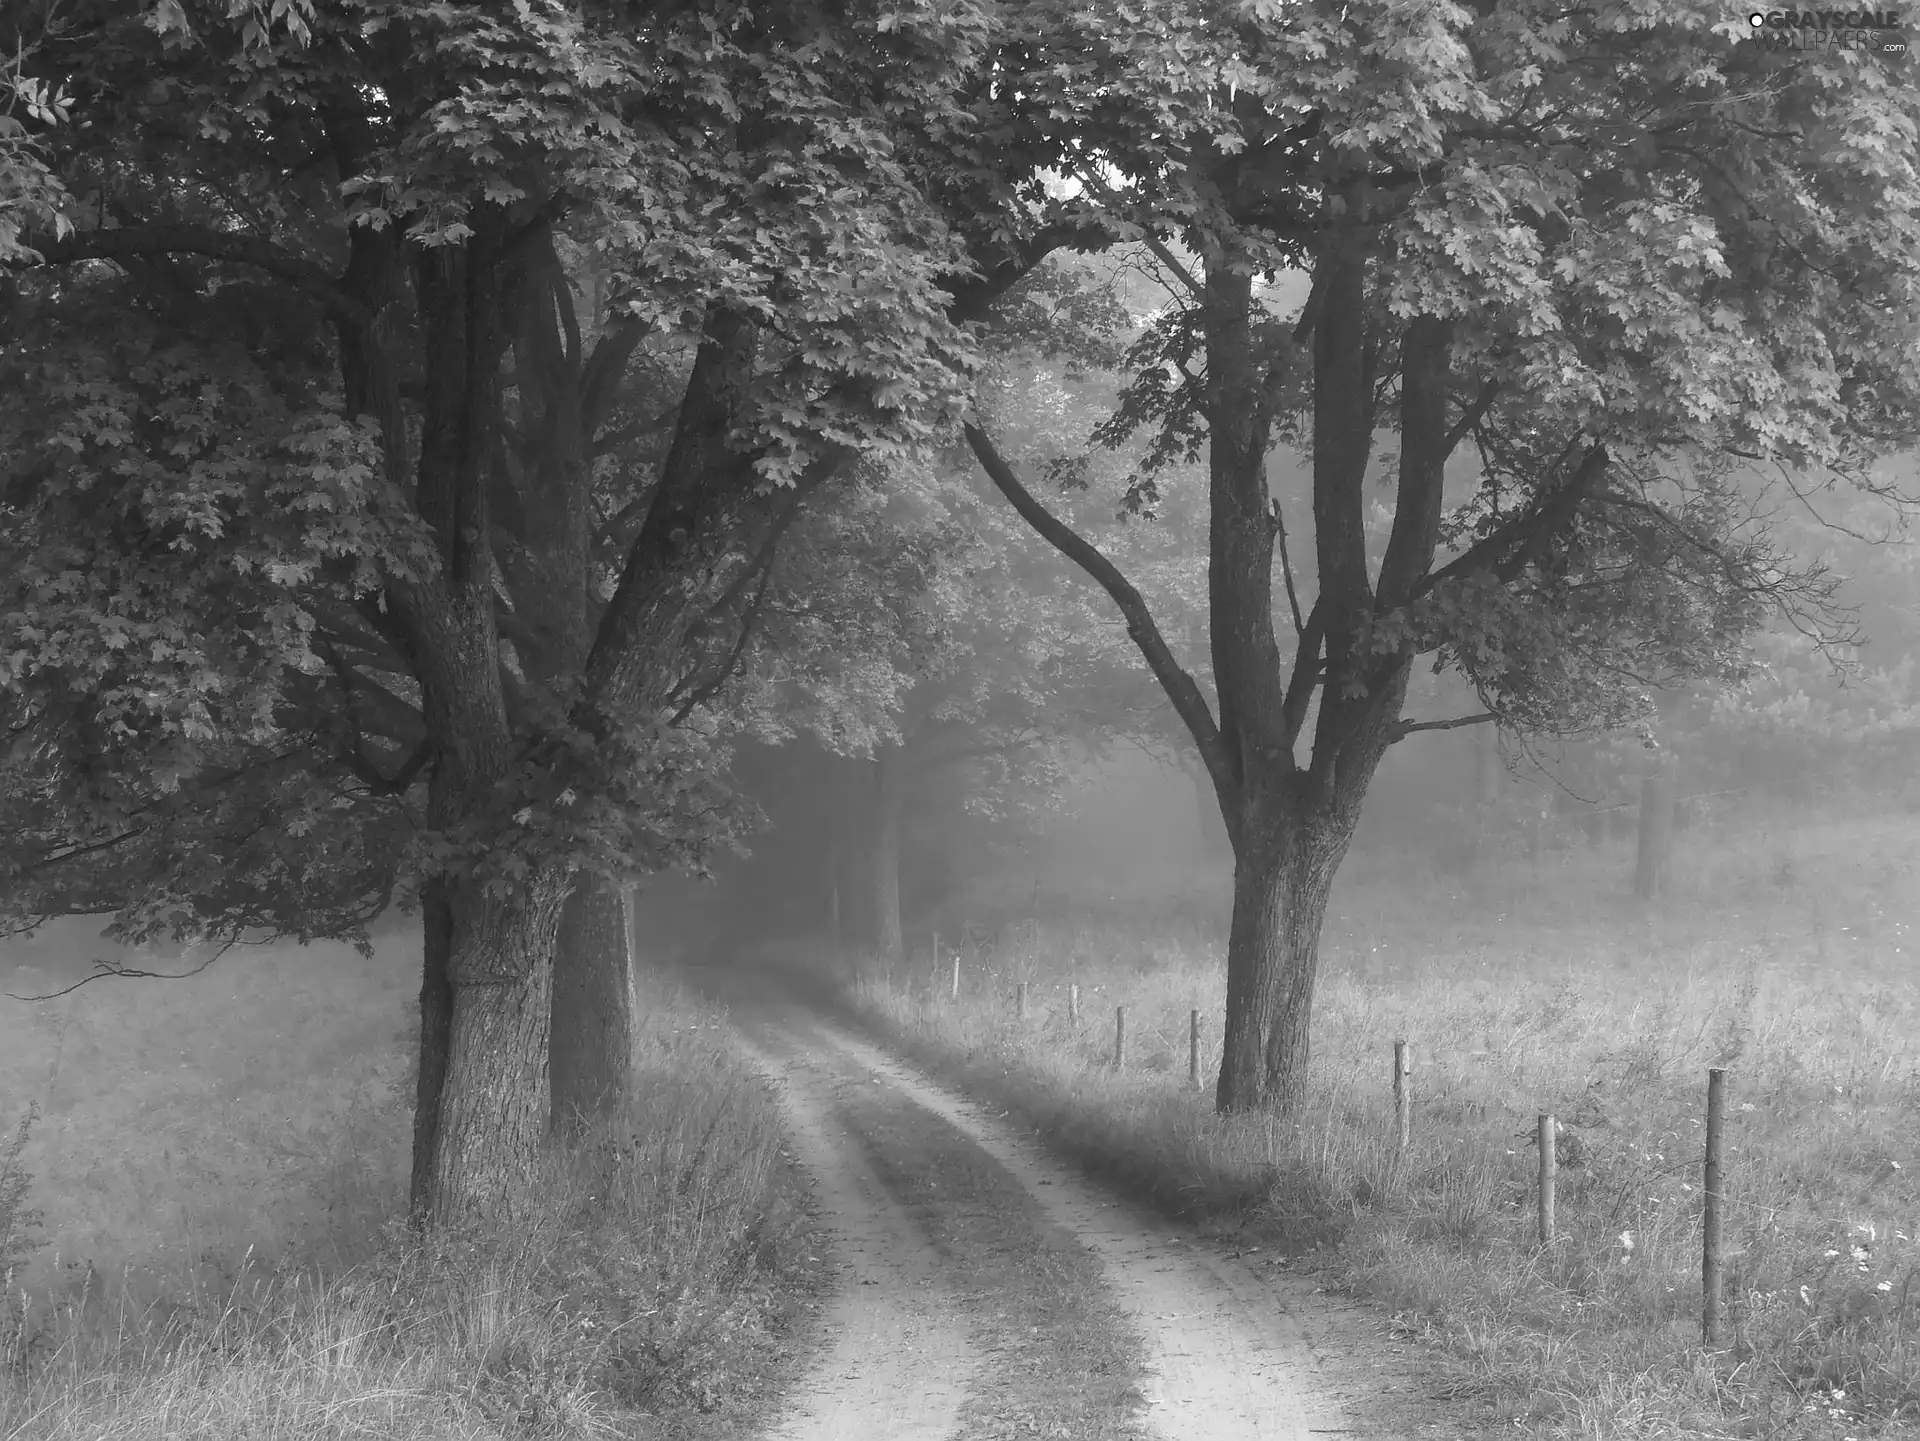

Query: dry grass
(833, 803), (1920, 1440)
(0, 924), (819, 1440)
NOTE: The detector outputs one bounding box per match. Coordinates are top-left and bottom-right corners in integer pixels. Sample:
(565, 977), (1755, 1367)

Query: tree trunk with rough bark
(1214, 787), (1366, 1112)
(1215, 823), (1284, 1111)
(864, 745), (906, 967)
(1259, 821), (1348, 1107)
(378, 220), (576, 1224)
(550, 871), (635, 1135)
(425, 872), (570, 1225)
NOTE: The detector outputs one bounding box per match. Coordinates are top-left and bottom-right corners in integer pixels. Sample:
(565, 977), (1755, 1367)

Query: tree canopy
(3, 0), (1915, 1201)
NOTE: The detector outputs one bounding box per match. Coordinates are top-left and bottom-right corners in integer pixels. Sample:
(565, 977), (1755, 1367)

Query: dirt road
(728, 992), (1471, 1441)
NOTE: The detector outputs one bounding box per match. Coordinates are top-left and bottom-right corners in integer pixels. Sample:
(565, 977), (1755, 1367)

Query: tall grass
(0, 926), (814, 1440)
(836, 805), (1920, 1437)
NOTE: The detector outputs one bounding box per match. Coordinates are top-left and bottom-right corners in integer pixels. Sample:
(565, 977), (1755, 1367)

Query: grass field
(0, 921), (821, 1441)
(832, 803), (1920, 1440)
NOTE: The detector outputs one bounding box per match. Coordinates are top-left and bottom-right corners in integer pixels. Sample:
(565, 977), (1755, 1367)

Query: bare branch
(1390, 710), (1497, 742)
(1273, 496), (1306, 636)
(1441, 379), (1503, 460)
(666, 565), (773, 726)
(1420, 443), (1610, 595)
(964, 422), (1233, 792)
(5, 938), (234, 1002)
(22, 223), (367, 326)
(1280, 602), (1325, 747)
(17, 825), (150, 873)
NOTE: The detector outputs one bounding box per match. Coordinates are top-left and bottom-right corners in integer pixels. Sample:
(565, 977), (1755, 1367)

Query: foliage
(0, 293), (430, 944)
(0, 0), (1031, 947)
(1001, 0), (1920, 739)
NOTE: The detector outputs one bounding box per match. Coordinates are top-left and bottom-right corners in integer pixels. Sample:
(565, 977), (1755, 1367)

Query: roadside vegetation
(829, 799), (1920, 1440)
(0, 926), (821, 1441)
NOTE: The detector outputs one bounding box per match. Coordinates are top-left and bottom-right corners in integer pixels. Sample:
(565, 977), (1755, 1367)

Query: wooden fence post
(1393, 1040), (1412, 1149)
(1113, 1006), (1126, 1069)
(1537, 1113), (1557, 1245)
(1189, 1009), (1201, 1090)
(1703, 1068), (1729, 1347)
(1016, 981), (1028, 1020)
(1068, 983), (1079, 1026)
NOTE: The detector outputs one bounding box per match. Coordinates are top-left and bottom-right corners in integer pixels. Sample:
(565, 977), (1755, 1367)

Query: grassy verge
(819, 805), (1920, 1439)
(1, 924), (824, 1440)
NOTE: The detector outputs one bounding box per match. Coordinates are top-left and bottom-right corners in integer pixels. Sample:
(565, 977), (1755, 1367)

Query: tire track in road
(782, 1013), (1351, 1441)
(734, 988), (1358, 1441)
(735, 1028), (979, 1441)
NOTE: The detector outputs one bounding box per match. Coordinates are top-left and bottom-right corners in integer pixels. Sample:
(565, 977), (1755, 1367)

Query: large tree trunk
(864, 744), (906, 966)
(1260, 823), (1345, 1108)
(1216, 823), (1285, 1112)
(549, 871), (635, 1135)
(393, 222), (574, 1225)
(510, 225), (639, 1145)
(1216, 800), (1365, 1111)
(425, 872), (570, 1225)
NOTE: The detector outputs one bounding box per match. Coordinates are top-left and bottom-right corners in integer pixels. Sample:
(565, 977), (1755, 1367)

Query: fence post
(1704, 1068), (1729, 1347)
(1068, 983), (1079, 1026)
(950, 953), (960, 1003)
(1393, 1040), (1412, 1149)
(1189, 1009), (1201, 1090)
(1113, 1006), (1126, 1069)
(1537, 1113), (1557, 1246)
(1016, 981), (1028, 1020)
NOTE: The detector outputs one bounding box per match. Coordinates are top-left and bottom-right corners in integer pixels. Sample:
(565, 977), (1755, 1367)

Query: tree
(961, 0), (1920, 1110)
(715, 428), (1161, 966)
(1, 0), (1025, 1221)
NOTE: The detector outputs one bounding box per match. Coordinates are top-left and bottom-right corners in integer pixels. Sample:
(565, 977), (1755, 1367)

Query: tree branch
(1419, 443), (1611, 596)
(1376, 315), (1454, 609)
(1274, 497), (1306, 636)
(1390, 710), (1497, 742)
(318, 642), (429, 795)
(944, 219), (1116, 325)
(4, 940), (234, 1002)
(16, 825), (151, 874)
(667, 558), (777, 726)
(1441, 379), (1503, 459)
(1280, 602), (1325, 748)
(964, 422), (1232, 790)
(23, 223), (368, 327)
(699, 480), (809, 628)
(581, 316), (645, 433)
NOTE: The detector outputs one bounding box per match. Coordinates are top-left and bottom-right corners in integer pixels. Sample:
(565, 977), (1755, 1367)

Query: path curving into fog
(729, 983), (1373, 1441)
